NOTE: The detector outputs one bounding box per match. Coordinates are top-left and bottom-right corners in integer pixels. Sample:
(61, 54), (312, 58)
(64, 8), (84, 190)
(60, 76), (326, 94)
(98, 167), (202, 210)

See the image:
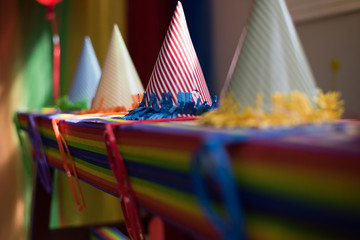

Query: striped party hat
(223, 0), (317, 111)
(68, 36), (101, 108)
(145, 1), (212, 106)
(92, 25), (144, 109)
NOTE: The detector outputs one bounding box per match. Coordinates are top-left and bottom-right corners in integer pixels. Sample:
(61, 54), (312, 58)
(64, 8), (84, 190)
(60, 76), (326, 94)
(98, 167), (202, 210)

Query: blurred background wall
(1, 0), (359, 239)
(296, 12), (360, 117)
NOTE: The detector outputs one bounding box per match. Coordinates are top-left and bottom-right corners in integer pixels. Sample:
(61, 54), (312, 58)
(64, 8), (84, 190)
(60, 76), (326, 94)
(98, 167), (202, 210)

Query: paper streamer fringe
(124, 92), (217, 120)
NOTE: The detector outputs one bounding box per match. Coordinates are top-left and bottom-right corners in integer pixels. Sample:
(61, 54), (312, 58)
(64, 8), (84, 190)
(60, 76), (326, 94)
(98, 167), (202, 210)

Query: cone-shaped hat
(92, 25), (144, 108)
(68, 36), (101, 107)
(224, 0), (317, 111)
(145, 1), (212, 106)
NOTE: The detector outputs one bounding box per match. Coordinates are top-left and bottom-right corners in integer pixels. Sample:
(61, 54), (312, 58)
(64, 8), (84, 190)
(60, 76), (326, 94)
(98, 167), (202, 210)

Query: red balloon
(36, 0), (62, 6)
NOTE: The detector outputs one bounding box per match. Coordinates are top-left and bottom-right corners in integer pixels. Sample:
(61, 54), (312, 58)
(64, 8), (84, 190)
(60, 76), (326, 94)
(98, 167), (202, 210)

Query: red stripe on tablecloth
(116, 129), (202, 152)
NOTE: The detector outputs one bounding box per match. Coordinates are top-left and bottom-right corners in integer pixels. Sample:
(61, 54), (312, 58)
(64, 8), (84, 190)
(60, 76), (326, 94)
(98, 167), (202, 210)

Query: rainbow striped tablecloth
(17, 112), (360, 240)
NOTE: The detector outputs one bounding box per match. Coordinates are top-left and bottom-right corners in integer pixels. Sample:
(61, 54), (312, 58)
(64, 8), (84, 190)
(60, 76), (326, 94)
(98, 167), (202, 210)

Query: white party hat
(224, 0), (317, 111)
(92, 25), (144, 109)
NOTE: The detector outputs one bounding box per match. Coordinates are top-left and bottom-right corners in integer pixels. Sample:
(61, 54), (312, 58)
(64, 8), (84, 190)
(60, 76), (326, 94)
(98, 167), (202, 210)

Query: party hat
(145, 1), (212, 106)
(68, 36), (101, 108)
(223, 0), (317, 111)
(91, 25), (144, 109)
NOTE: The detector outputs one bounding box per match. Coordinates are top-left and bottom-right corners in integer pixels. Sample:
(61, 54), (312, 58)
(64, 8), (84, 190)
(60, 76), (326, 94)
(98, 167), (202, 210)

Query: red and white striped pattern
(145, 1), (212, 106)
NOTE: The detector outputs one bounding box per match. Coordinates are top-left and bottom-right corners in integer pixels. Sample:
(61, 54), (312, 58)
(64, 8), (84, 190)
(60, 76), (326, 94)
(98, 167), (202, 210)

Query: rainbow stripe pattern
(89, 227), (129, 240)
(17, 112), (360, 240)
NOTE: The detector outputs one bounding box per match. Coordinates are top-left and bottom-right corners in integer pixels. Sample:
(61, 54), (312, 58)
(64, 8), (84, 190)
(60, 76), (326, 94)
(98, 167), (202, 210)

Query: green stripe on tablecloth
(39, 126), (107, 155)
(119, 145), (191, 173)
(246, 212), (337, 240)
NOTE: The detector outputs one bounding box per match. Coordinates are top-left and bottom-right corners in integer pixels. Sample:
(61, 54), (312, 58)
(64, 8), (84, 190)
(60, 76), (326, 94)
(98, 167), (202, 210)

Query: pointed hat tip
(84, 36), (91, 44)
(112, 24), (121, 36)
(176, 1), (183, 8)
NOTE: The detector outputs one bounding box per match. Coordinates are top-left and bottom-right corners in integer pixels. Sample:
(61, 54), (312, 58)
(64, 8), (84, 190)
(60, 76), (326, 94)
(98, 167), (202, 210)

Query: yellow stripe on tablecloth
(118, 145), (191, 172)
(130, 177), (203, 218)
(234, 161), (360, 212)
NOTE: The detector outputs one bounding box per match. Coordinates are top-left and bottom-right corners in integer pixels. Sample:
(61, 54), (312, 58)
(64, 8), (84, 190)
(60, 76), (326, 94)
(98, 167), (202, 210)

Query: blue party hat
(68, 36), (101, 107)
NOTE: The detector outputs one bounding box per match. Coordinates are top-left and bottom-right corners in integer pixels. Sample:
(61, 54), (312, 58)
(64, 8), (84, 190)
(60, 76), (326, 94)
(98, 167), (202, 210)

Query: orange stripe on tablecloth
(60, 124), (106, 142)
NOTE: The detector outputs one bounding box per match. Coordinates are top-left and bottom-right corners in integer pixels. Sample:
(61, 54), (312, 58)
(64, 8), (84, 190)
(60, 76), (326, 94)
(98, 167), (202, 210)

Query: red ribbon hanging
(36, 0), (62, 104)
(45, 5), (61, 103)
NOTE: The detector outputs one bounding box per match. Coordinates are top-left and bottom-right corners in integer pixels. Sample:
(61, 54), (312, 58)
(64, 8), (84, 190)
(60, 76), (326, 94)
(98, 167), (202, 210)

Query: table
(17, 112), (360, 240)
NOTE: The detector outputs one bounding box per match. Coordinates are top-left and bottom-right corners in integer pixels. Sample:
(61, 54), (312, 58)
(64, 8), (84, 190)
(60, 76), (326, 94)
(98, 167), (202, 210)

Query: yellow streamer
(199, 90), (344, 128)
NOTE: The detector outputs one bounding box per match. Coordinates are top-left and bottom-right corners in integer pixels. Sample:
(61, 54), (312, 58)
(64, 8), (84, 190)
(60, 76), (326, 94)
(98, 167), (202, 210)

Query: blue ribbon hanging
(27, 114), (53, 194)
(191, 135), (245, 240)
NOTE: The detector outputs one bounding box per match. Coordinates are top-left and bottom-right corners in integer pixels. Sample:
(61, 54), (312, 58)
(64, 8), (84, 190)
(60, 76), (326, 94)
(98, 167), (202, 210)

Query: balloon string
(46, 5), (61, 103)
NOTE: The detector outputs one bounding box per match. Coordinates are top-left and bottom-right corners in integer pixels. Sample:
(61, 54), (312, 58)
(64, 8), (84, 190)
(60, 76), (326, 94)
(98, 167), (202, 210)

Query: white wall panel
(286, 0), (360, 22)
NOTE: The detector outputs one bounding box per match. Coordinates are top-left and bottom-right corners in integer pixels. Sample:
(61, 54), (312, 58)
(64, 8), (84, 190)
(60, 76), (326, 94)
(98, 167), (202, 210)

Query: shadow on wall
(296, 10), (360, 116)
